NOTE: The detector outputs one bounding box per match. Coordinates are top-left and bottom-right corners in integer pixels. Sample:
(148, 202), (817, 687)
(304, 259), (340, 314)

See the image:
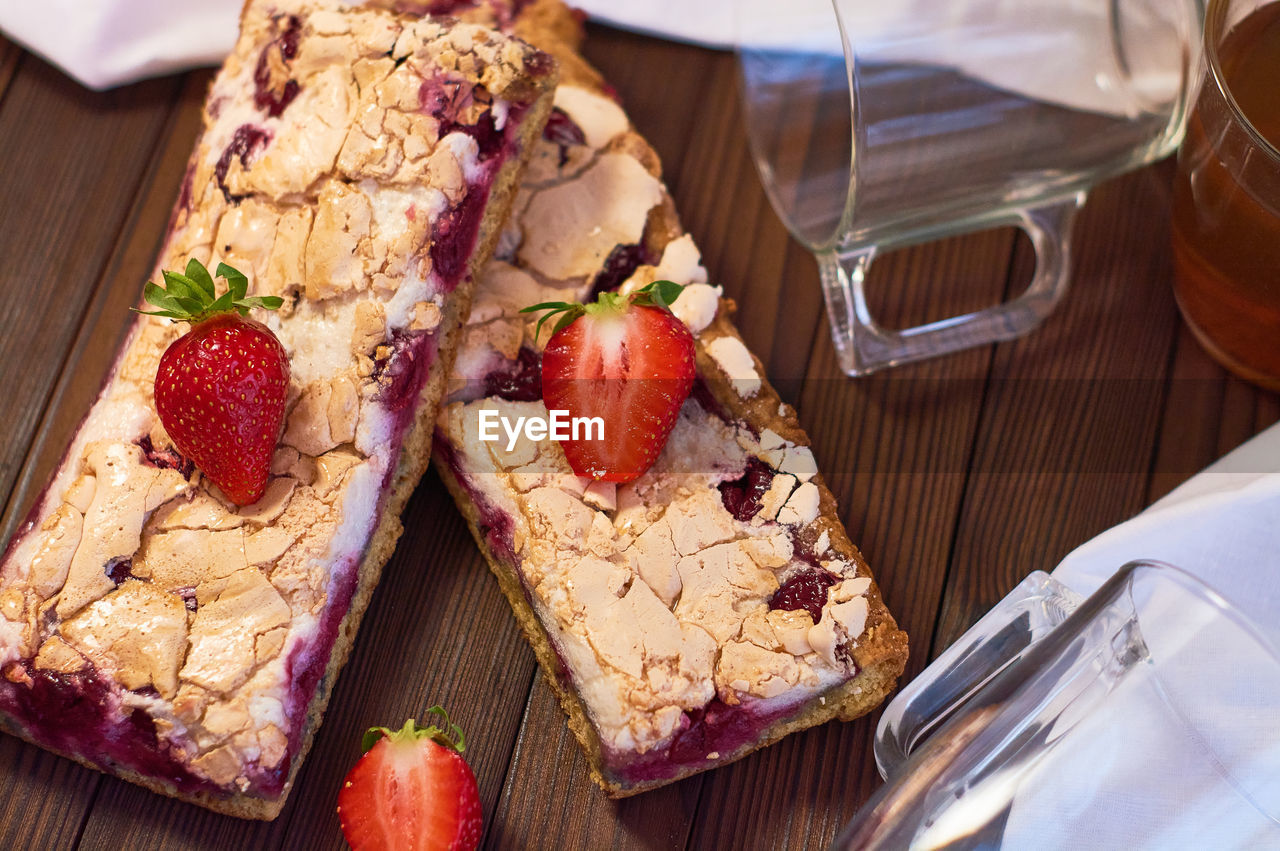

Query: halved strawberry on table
(136, 258), (288, 505)
(337, 708), (483, 851)
(522, 280), (697, 483)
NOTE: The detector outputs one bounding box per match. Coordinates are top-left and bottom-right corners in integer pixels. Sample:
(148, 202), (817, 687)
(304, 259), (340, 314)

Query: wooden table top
(0, 21), (1276, 851)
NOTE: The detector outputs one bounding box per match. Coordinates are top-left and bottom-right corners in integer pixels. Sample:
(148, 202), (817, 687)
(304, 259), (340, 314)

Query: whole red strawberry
(337, 709), (483, 851)
(523, 281), (696, 483)
(137, 259), (288, 505)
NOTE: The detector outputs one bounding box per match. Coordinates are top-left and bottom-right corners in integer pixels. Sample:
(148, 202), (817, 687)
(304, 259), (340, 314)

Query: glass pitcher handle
(818, 194), (1087, 376)
(874, 571), (1085, 779)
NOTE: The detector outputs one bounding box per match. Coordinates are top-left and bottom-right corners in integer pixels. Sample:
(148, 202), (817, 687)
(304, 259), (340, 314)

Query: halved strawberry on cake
(430, 0), (909, 796)
(0, 0), (555, 819)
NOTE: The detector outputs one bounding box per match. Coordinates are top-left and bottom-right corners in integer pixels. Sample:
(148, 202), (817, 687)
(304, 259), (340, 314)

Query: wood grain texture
(0, 54), (188, 851)
(685, 231), (1018, 849)
(0, 21), (1275, 851)
(0, 56), (182, 532)
(276, 475), (542, 850)
(0, 71), (209, 549)
(489, 676), (700, 851)
(0, 37), (21, 105)
(582, 29), (829, 393)
(0, 736), (99, 850)
(932, 165), (1184, 655)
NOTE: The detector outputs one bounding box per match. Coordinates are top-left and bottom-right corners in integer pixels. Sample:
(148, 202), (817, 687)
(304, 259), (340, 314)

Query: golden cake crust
(431, 0), (908, 797)
(0, 0), (556, 818)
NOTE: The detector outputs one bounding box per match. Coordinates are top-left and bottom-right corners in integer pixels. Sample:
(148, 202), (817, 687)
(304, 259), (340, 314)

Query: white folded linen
(0, 0), (238, 90)
(987, 423), (1280, 848)
(0, 0), (1189, 120)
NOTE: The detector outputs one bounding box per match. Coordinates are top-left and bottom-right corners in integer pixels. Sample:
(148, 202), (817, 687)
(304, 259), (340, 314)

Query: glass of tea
(1173, 0), (1280, 390)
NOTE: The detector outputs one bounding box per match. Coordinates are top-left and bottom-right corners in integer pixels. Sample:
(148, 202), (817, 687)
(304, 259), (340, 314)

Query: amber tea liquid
(1172, 2), (1280, 389)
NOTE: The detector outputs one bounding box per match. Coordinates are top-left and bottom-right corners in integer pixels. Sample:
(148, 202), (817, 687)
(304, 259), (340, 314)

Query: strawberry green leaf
(519, 300), (577, 313)
(236, 295), (285, 311)
(422, 705), (467, 753)
(142, 282), (185, 314)
(632, 279), (685, 312)
(208, 289), (237, 315)
(161, 271), (203, 304)
(185, 257), (217, 299)
(218, 262), (249, 302)
(653, 279), (684, 309)
(132, 258), (279, 323)
(552, 311), (579, 336)
(522, 300), (585, 343)
(361, 726), (387, 753)
(171, 295), (205, 315)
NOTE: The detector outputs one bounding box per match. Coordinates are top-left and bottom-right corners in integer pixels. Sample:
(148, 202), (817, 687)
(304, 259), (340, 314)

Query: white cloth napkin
(1054, 423), (1280, 648)
(0, 0), (238, 91)
(584, 0), (1188, 117)
(0, 0), (1188, 120)
(987, 423), (1280, 848)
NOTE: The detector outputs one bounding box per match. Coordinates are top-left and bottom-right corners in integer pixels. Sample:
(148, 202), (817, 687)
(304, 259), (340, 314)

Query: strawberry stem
(520, 279), (685, 342)
(362, 706), (467, 755)
(133, 258), (283, 323)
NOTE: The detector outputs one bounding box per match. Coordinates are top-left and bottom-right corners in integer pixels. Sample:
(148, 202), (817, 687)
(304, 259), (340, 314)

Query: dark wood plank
(932, 164), (1185, 656)
(1143, 320), (1278, 507)
(1257, 389), (1280, 434)
(277, 475), (541, 850)
(582, 32), (828, 395)
(0, 37), (22, 103)
(77, 784), (290, 851)
(479, 31), (723, 849)
(0, 55), (189, 851)
(1147, 325), (1230, 503)
(0, 54), (183, 536)
(688, 229), (1016, 849)
(489, 676), (700, 851)
(0, 736), (99, 850)
(0, 70), (210, 549)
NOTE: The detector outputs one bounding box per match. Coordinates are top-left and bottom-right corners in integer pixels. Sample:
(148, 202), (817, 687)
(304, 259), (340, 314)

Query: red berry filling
(435, 435), (517, 565)
(214, 124), (272, 202)
(417, 75), (531, 290)
(372, 330), (437, 411)
(279, 555), (360, 797)
(418, 74), (500, 149)
(430, 183), (493, 288)
(523, 49), (555, 79)
(590, 243), (655, 298)
(0, 660), (234, 797)
(105, 556), (134, 586)
(136, 435), (195, 480)
(610, 696), (795, 786)
(543, 107), (586, 167)
(769, 567), (838, 623)
(690, 379), (733, 425)
(718, 457), (776, 522)
(252, 15), (302, 118)
(482, 347), (543, 402)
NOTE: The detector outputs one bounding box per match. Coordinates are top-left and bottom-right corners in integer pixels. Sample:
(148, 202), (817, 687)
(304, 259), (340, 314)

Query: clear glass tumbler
(736, 0), (1200, 375)
(835, 561), (1280, 849)
(1172, 0), (1280, 390)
